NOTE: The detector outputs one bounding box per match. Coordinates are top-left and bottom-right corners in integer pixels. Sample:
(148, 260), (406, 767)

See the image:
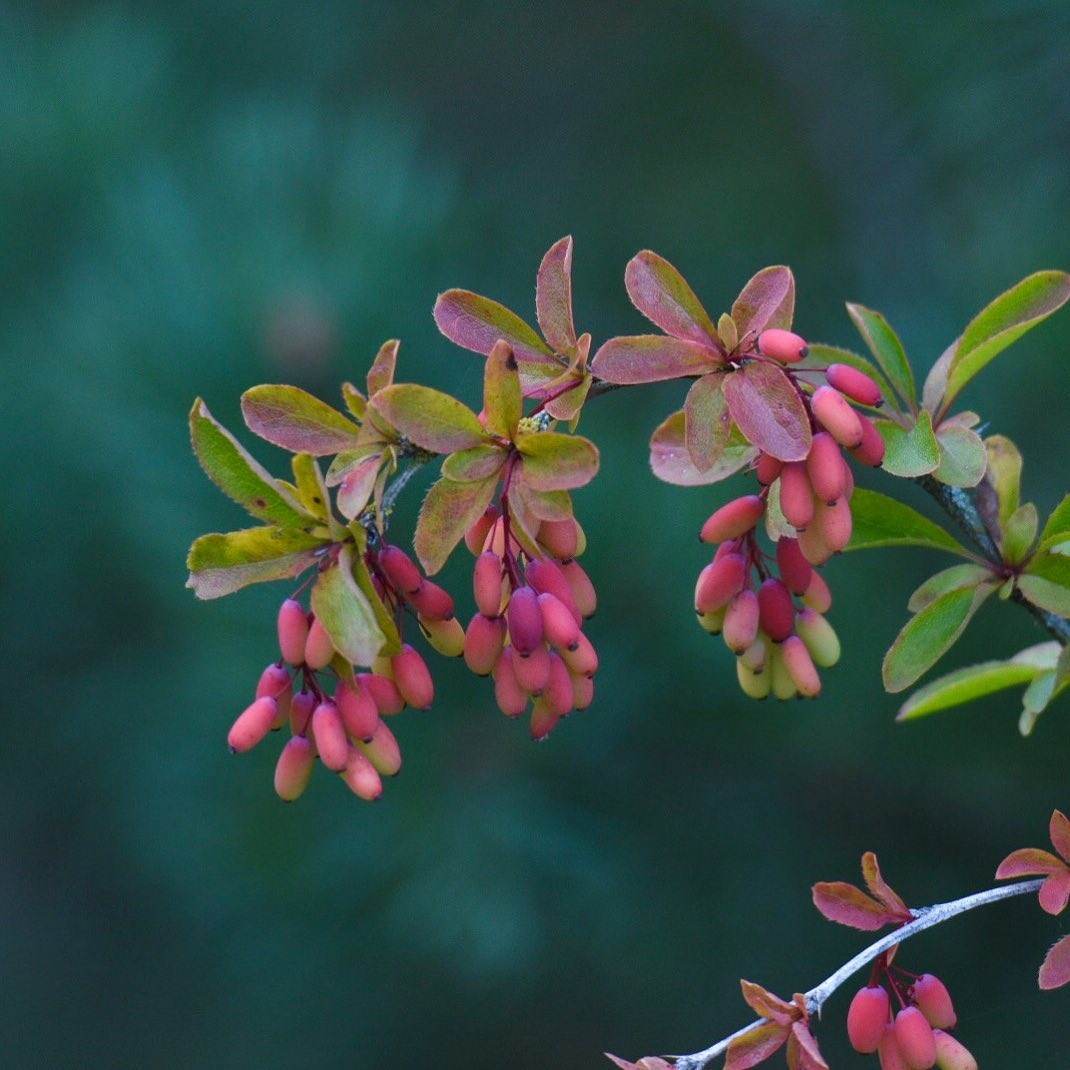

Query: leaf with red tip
(241, 385), (364, 455)
(335, 454), (384, 519)
(536, 237), (577, 352)
(593, 335), (721, 384)
(995, 847), (1067, 879)
(1039, 933), (1070, 989)
(740, 980), (795, 1025)
(649, 409), (757, 486)
(722, 362), (812, 462)
(366, 339), (399, 396)
(812, 881), (904, 931)
(483, 339), (523, 438)
(1051, 811), (1070, 864)
(731, 266), (795, 338)
(1039, 872), (1070, 915)
(624, 250), (719, 346)
(370, 384), (488, 454)
(311, 547), (388, 666)
(684, 372), (730, 471)
(789, 1021), (828, 1070)
(415, 473), (500, 576)
(725, 1020), (790, 1070)
(861, 853), (910, 917)
(516, 431), (600, 491)
(186, 526), (327, 599)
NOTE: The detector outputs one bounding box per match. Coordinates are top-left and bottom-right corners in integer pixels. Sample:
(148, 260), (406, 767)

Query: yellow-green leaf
(311, 546), (387, 666)
(186, 526), (327, 599)
(932, 425), (986, 487)
(876, 411), (939, 478)
(1038, 493), (1070, 553)
(241, 384), (364, 456)
(370, 384), (488, 454)
(291, 454), (331, 522)
(846, 303), (916, 407)
(441, 444), (507, 483)
(1002, 502), (1038, 564)
(908, 563), (992, 613)
(516, 431), (600, 491)
(982, 435), (1022, 527)
(366, 339), (399, 396)
(846, 487), (970, 556)
(897, 658), (1043, 721)
(414, 474), (500, 575)
(482, 339), (522, 438)
(683, 372), (730, 471)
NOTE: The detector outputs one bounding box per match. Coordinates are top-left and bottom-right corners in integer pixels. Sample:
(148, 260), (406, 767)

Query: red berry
(506, 585), (544, 656)
(378, 544), (423, 594)
(932, 1030), (977, 1070)
(775, 537), (813, 595)
(894, 1006), (936, 1069)
(357, 671), (405, 715)
(408, 579), (455, 621)
(227, 696), (277, 753)
(303, 615), (336, 670)
(358, 719), (402, 777)
(695, 553), (747, 614)
(723, 589), (760, 654)
(755, 451), (784, 485)
(277, 599), (310, 665)
(850, 411), (886, 467)
(699, 494), (765, 544)
(463, 613), (506, 676)
(827, 362), (883, 407)
(779, 462), (815, 529)
(537, 518), (580, 559)
(464, 505), (500, 555)
(538, 592), (581, 651)
(274, 735), (315, 802)
(336, 680), (380, 741)
(912, 974), (956, 1030)
(561, 559), (597, 618)
(492, 648), (528, 718)
(847, 985), (890, 1054)
(391, 643), (434, 709)
(341, 748), (383, 801)
(779, 634), (821, 697)
(757, 578), (794, 642)
(811, 385), (863, 448)
(806, 431), (848, 503)
(473, 551), (505, 617)
(311, 701), (350, 772)
(512, 642), (552, 695)
(561, 631), (598, 676)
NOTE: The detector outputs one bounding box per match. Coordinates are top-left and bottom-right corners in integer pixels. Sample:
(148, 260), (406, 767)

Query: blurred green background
(5, 2), (1070, 1067)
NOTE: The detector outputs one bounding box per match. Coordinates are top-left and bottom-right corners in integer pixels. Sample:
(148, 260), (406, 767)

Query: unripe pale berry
(794, 607), (841, 667)
(847, 985), (891, 1054)
(894, 1007), (936, 1070)
(811, 385), (864, 448)
(391, 643), (434, 710)
(544, 651), (575, 716)
(878, 1025), (911, 1070)
(695, 553), (747, 614)
(337, 680), (380, 742)
(408, 580), (455, 622)
(378, 544), (423, 594)
(802, 569), (832, 613)
(755, 451), (784, 485)
(357, 671), (404, 715)
(493, 648), (528, 718)
(289, 688), (317, 735)
(736, 657), (771, 699)
(779, 462), (815, 529)
(228, 696), (278, 753)
(851, 411), (887, 467)
(758, 327), (809, 363)
(807, 431), (848, 503)
(769, 645), (798, 700)
(739, 633), (768, 672)
(538, 592), (581, 651)
(537, 517), (580, 560)
(465, 505), (500, 555)
(512, 642), (552, 695)
(779, 634), (821, 697)
(358, 719), (402, 777)
(311, 701), (350, 772)
(473, 551), (505, 617)
(561, 559), (597, 618)
(775, 537), (813, 595)
(274, 735), (315, 802)
(932, 1030), (977, 1070)
(529, 696), (561, 741)
(341, 748), (383, 801)
(277, 599), (310, 665)
(816, 495), (853, 553)
(561, 631), (598, 676)
(827, 362), (883, 407)
(464, 613), (506, 676)
(912, 975), (956, 1030)
(420, 614), (465, 657)
(699, 494), (765, 544)
(797, 521), (833, 566)
(507, 585), (544, 656)
(723, 589), (760, 653)
(526, 556), (581, 622)
(697, 606), (727, 635)
(304, 616), (336, 671)
(757, 578), (794, 642)
(570, 671), (595, 711)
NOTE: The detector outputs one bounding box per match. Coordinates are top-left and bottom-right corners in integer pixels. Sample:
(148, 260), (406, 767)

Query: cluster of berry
(227, 541), (453, 802)
(693, 328), (885, 698)
(847, 971), (976, 1070)
(462, 506), (598, 739)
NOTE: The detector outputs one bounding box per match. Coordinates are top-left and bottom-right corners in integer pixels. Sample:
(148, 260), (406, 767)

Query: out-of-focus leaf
(186, 526), (327, 599)
(1002, 502), (1038, 563)
(896, 660), (1040, 721)
(982, 434), (1023, 526)
(1039, 934), (1070, 990)
(241, 384), (363, 455)
(722, 361), (811, 462)
(883, 583), (995, 692)
(649, 410), (756, 486)
(414, 474), (499, 575)
(341, 381), (367, 420)
(1026, 553), (1070, 586)
(350, 551), (401, 656)
(291, 454), (331, 522)
(797, 344), (896, 410)
(684, 372), (730, 471)
(370, 384), (487, 454)
(811, 881), (905, 931)
(1018, 575), (1070, 617)
(335, 454), (383, 519)
(592, 335), (721, 384)
(441, 444), (507, 483)
(996, 847), (1067, 880)
(845, 487), (969, 556)
(945, 270), (1070, 405)
(846, 303), (915, 406)
(1052, 810), (1070, 863)
(731, 265), (795, 337)
(1038, 494), (1070, 553)
(624, 250), (718, 346)
(535, 236), (577, 352)
(516, 431), (599, 491)
(941, 410), (982, 429)
(724, 1020), (790, 1070)
(717, 313), (738, 352)
(311, 546), (386, 666)
(483, 339), (522, 438)
(876, 411), (939, 477)
(933, 425), (986, 487)
(908, 563), (991, 612)
(366, 339), (399, 396)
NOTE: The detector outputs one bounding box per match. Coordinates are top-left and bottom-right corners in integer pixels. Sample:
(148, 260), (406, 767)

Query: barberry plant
(187, 237), (1070, 1061)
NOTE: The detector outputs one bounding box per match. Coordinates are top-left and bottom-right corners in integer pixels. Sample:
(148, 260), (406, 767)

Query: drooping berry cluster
(461, 505), (597, 739)
(847, 962), (976, 1070)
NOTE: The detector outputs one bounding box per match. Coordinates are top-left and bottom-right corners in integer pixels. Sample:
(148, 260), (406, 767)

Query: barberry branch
(671, 878), (1042, 1070)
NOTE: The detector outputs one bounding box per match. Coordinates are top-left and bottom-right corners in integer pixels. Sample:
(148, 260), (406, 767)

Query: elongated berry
(493, 648), (528, 717)
(794, 607), (840, 667)
(699, 494), (765, 544)
(879, 1025), (911, 1070)
(755, 452), (784, 485)
(274, 735), (315, 801)
(912, 975), (956, 1030)
(256, 663), (293, 728)
(544, 652), (574, 716)
(336, 680), (380, 741)
(797, 521), (833, 566)
(507, 585), (544, 655)
(277, 599), (309, 665)
(779, 635), (821, 697)
(723, 589), (760, 653)
(802, 570), (832, 613)
(408, 580), (455, 621)
(779, 462), (815, 529)
(812, 385), (863, 448)
(311, 701), (350, 772)
(391, 643), (434, 710)
(289, 688), (316, 735)
(420, 614), (465, 657)
(561, 559), (597, 618)
(537, 517), (580, 559)
(473, 551), (505, 617)
(358, 719), (402, 777)
(740, 633), (768, 672)
(512, 643), (552, 695)
(358, 671), (404, 715)
(228, 696), (277, 753)
(378, 544), (423, 594)
(816, 495), (852, 553)
(697, 606), (727, 634)
(570, 671), (595, 710)
(464, 613), (506, 676)
(304, 616), (336, 670)
(695, 553), (747, 614)
(758, 327), (809, 363)
(529, 696), (561, 741)
(894, 1007), (936, 1069)
(932, 1030), (977, 1070)
(526, 556), (580, 622)
(539, 592), (581, 651)
(341, 748), (383, 801)
(775, 537), (813, 595)
(561, 631), (598, 676)
(848, 985), (891, 1054)
(736, 658), (771, 699)
(758, 578), (794, 642)
(851, 411), (886, 467)
(465, 505), (500, 555)
(481, 516), (507, 557)
(807, 431), (848, 503)
(768, 645), (797, 700)
(827, 362), (883, 407)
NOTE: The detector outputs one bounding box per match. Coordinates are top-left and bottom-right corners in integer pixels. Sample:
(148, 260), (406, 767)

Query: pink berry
(847, 985), (890, 1054)
(758, 327), (809, 363)
(912, 974), (956, 1030)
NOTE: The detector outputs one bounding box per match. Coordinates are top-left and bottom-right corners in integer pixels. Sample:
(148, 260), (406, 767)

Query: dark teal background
(5, 3), (1070, 1067)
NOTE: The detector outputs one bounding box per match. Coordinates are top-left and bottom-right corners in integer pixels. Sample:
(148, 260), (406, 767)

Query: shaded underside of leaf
(415, 474), (499, 575)
(370, 383), (487, 454)
(896, 659), (1039, 721)
(310, 546), (387, 666)
(933, 424), (986, 487)
(649, 409), (757, 486)
(335, 454), (384, 519)
(722, 361), (811, 462)
(995, 847), (1067, 879)
(861, 853), (908, 916)
(724, 1020), (790, 1070)
(731, 265), (795, 338)
(624, 249), (718, 347)
(186, 526), (327, 599)
(592, 334), (720, 384)
(684, 372), (730, 471)
(845, 487), (969, 556)
(241, 384), (363, 456)
(535, 236), (577, 352)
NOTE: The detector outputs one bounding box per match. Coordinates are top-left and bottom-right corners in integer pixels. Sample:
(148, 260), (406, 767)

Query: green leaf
(366, 339), (399, 396)
(591, 335), (721, 384)
(186, 526), (327, 599)
(1038, 494), (1070, 553)
(325, 446), (384, 487)
(649, 410), (756, 487)
(716, 313), (738, 352)
(945, 271), (1070, 405)
(482, 339), (522, 438)
(291, 454), (331, 522)
(896, 659), (1042, 721)
(535, 236), (578, 353)
(721, 361), (812, 462)
(683, 372), (730, 471)
(731, 265), (795, 337)
(241, 385), (364, 456)
(876, 411), (940, 477)
(798, 344), (896, 411)
(311, 546), (387, 666)
(414, 474), (500, 575)
(441, 444), (507, 482)
(908, 563), (992, 613)
(341, 381), (367, 420)
(1025, 553), (1070, 586)
(1018, 575), (1070, 618)
(845, 303), (916, 407)
(845, 487), (971, 556)
(370, 384), (488, 454)
(513, 485), (572, 522)
(189, 399), (311, 527)
(516, 431), (600, 491)
(982, 435), (1023, 526)
(933, 425), (986, 487)
(624, 250), (719, 346)
(883, 583), (996, 692)
(1002, 502), (1038, 564)
(350, 552), (402, 656)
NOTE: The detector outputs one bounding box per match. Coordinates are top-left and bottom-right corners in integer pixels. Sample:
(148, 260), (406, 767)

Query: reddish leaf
(684, 372), (730, 471)
(414, 474), (500, 576)
(603, 1057), (673, 1070)
(725, 1020), (790, 1070)
(1050, 810), (1070, 864)
(1039, 872), (1070, 916)
(336, 454), (384, 520)
(441, 444), (508, 483)
(995, 847), (1067, 880)
(483, 339), (523, 439)
(861, 852), (910, 918)
(649, 409), (757, 487)
(812, 882), (903, 931)
(624, 250), (719, 347)
(241, 385), (364, 456)
(789, 1021), (828, 1070)
(512, 483), (572, 522)
(543, 371), (592, 423)
(366, 339), (398, 396)
(1039, 933), (1070, 990)
(370, 384), (487, 454)
(516, 431), (600, 491)
(593, 335), (721, 384)
(722, 362), (812, 462)
(740, 980), (795, 1025)
(536, 236), (577, 353)
(731, 266), (795, 339)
